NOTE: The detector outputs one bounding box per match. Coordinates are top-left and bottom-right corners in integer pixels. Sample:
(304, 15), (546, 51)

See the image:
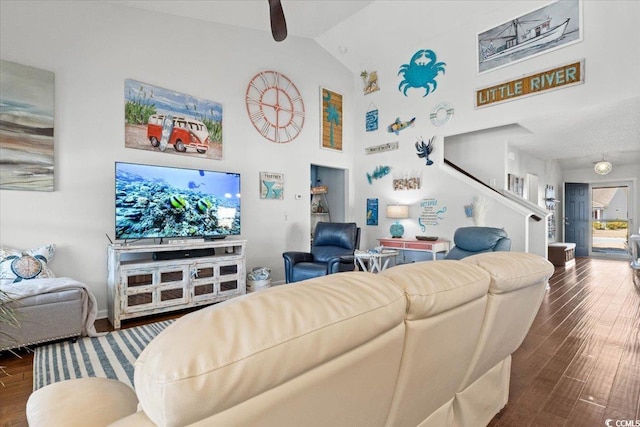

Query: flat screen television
(115, 162), (241, 240)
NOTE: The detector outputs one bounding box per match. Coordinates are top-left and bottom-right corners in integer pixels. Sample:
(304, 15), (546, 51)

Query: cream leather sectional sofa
(27, 251), (554, 427)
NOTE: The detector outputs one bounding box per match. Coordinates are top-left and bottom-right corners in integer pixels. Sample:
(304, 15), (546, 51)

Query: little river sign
(475, 59), (584, 108)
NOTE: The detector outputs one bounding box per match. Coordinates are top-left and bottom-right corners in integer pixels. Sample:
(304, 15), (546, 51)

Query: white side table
(354, 250), (399, 273)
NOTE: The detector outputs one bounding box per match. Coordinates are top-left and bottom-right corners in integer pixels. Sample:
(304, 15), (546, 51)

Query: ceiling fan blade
(268, 0), (287, 42)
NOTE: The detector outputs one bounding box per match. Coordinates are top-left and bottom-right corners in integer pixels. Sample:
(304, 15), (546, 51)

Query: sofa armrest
(283, 251), (314, 265)
(27, 378), (138, 427)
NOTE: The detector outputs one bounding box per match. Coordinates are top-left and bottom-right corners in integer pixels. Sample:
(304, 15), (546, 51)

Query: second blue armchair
(444, 226), (511, 260)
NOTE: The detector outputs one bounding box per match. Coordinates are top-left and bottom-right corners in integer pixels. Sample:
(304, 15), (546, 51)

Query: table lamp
(386, 204), (409, 238)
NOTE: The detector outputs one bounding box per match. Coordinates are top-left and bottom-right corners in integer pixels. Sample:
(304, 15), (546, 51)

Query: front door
(565, 183), (589, 257)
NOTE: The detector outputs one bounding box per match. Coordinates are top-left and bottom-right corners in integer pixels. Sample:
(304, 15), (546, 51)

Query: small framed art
(367, 198), (379, 225)
(260, 172), (284, 200)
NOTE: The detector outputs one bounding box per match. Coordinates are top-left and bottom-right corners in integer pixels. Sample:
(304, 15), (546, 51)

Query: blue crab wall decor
(398, 49), (446, 97)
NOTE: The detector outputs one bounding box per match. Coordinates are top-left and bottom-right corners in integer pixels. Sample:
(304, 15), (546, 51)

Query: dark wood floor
(1, 258), (638, 426)
(489, 257), (640, 426)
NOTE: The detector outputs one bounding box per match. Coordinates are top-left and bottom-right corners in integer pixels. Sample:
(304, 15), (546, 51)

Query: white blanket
(0, 277), (104, 337)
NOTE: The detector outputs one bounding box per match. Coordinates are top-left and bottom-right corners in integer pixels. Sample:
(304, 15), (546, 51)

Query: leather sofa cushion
(134, 272), (406, 427)
(454, 226), (507, 251)
(380, 260), (490, 319)
(462, 252), (554, 294)
(313, 222), (358, 250)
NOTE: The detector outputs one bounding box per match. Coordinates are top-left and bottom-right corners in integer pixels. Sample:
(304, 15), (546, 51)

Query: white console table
(107, 239), (246, 329)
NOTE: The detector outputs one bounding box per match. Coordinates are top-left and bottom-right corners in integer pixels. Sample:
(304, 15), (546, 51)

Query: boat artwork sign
(475, 59), (584, 108)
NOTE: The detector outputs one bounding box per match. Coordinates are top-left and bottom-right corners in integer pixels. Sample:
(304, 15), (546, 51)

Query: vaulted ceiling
(107, 0), (640, 171)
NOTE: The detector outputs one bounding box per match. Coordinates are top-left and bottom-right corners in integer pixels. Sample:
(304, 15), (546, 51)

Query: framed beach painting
(124, 79), (224, 159)
(0, 60), (55, 191)
(320, 87), (343, 151)
(477, 0), (582, 74)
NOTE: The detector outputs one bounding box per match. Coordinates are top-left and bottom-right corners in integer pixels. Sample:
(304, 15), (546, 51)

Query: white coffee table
(354, 249), (399, 273)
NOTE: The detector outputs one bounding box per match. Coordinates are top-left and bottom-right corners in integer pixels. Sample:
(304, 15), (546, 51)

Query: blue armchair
(283, 222), (360, 283)
(444, 226), (511, 260)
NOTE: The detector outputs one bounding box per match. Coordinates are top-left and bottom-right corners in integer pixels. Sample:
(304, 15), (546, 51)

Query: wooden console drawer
(380, 240), (404, 248)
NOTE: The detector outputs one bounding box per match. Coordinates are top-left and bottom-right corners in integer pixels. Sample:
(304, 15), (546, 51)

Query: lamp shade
(594, 160), (612, 175)
(386, 204), (409, 219)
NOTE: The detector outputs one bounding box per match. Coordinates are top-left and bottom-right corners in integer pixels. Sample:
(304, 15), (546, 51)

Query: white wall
(351, 0), (640, 251)
(444, 132), (508, 188)
(0, 1), (356, 314)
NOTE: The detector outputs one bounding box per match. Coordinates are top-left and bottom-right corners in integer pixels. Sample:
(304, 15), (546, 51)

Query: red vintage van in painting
(147, 114), (209, 154)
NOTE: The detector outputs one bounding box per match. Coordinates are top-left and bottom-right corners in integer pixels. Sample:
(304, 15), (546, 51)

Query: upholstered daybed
(1, 244), (100, 351)
(0, 277), (101, 351)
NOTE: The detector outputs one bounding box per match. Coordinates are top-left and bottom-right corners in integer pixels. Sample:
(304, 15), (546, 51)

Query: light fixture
(386, 204), (409, 238)
(594, 156), (612, 175)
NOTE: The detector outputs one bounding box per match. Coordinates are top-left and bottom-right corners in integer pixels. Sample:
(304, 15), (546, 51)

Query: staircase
(443, 159), (550, 257)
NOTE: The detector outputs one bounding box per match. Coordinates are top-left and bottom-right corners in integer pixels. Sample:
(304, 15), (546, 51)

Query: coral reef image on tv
(115, 162), (240, 240)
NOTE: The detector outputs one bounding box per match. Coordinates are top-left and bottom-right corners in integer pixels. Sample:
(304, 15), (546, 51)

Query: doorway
(564, 181), (634, 259)
(310, 164), (347, 238)
(591, 185), (629, 255)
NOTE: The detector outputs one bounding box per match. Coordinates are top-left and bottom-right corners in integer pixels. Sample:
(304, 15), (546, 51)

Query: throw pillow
(0, 244), (56, 285)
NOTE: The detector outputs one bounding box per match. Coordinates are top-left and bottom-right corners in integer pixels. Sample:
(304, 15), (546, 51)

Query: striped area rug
(33, 319), (174, 390)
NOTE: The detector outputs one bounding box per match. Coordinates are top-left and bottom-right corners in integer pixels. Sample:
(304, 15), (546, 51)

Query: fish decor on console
(398, 49), (446, 97)
(367, 166), (391, 185)
(387, 117), (416, 135)
(415, 136), (435, 166)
